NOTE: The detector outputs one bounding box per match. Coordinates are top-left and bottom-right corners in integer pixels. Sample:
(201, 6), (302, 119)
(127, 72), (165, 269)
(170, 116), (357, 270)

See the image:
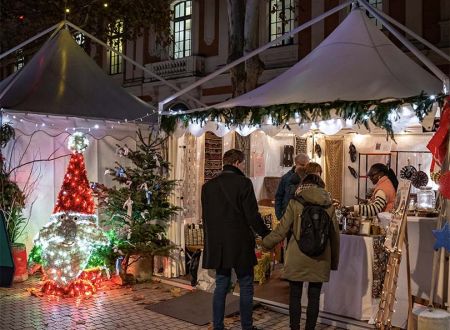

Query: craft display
(295, 137), (307, 155)
(235, 133), (251, 175)
(411, 164), (429, 188)
(282, 145), (294, 167)
(204, 132), (223, 182)
(400, 159), (417, 180)
(314, 143), (322, 158)
(348, 166), (358, 179)
(349, 142), (357, 162)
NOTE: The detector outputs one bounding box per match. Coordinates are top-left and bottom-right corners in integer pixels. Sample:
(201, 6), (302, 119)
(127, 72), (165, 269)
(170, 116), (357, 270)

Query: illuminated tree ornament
(68, 131), (89, 153)
(34, 133), (108, 289)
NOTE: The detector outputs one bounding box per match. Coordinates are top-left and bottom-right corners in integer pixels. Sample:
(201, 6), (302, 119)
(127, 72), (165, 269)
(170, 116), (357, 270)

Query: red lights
(53, 153), (95, 214)
(41, 268), (103, 297)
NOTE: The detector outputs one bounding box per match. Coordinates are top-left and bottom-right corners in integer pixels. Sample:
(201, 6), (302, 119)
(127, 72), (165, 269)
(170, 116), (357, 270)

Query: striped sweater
(354, 176), (396, 217)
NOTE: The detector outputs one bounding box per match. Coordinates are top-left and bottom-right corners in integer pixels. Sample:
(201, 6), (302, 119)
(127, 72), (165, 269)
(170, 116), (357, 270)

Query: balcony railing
(145, 56), (205, 80)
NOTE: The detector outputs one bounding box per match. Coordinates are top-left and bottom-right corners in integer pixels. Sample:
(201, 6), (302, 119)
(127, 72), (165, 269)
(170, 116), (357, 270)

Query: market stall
(159, 2), (449, 329)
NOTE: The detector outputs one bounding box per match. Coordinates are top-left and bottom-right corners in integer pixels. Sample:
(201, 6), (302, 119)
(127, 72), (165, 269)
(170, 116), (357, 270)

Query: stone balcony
(145, 56), (205, 80)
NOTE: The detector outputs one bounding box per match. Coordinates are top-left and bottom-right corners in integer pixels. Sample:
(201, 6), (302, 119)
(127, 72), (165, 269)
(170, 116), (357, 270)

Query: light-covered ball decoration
(35, 212), (108, 286)
(68, 131), (89, 153)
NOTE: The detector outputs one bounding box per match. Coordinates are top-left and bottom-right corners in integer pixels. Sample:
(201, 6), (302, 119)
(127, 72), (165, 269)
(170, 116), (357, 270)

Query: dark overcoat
(201, 165), (270, 270)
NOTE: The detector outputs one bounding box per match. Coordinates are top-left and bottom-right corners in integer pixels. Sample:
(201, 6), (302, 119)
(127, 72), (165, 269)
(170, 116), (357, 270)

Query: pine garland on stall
(96, 130), (180, 277)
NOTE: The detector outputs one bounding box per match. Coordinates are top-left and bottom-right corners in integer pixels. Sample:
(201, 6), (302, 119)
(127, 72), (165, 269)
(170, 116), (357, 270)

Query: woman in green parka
(262, 174), (340, 330)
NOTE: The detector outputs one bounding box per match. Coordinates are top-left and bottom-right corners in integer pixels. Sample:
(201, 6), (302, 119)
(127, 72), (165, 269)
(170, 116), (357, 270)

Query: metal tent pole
(0, 22), (63, 61)
(358, 0), (449, 94)
(63, 21), (207, 109)
(0, 22), (66, 102)
(158, 0), (354, 114)
(361, 3), (450, 63)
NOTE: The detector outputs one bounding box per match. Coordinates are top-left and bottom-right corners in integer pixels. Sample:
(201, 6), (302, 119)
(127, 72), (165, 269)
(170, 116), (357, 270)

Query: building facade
(110, 0), (449, 112)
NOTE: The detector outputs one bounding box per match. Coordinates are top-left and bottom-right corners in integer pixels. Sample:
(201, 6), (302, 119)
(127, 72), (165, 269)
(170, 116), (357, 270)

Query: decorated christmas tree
(34, 132), (108, 296)
(95, 130), (180, 277)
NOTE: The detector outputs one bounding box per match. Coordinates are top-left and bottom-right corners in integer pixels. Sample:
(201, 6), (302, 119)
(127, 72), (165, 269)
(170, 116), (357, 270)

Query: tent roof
(215, 8), (443, 109)
(0, 29), (154, 122)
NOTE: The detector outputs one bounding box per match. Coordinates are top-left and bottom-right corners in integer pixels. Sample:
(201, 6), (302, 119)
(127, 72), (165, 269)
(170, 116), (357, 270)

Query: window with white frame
(107, 20), (124, 75)
(14, 49), (24, 72)
(367, 0), (383, 28)
(74, 32), (86, 47)
(172, 1), (192, 59)
(269, 0), (295, 45)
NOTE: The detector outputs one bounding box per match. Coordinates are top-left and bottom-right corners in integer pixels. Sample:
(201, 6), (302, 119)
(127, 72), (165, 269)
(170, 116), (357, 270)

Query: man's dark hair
(223, 149), (245, 165)
(302, 174), (325, 188)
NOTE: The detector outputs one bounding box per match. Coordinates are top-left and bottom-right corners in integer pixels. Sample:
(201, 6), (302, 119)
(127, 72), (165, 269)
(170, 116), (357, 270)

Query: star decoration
(432, 222), (450, 252)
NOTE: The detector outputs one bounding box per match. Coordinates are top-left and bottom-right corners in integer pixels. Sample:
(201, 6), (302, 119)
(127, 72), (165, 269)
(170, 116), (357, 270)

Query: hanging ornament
(438, 171), (450, 199)
(146, 190), (153, 206)
(116, 144), (130, 157)
(349, 142), (357, 163)
(400, 159), (417, 180)
(123, 197), (133, 217)
(116, 166), (126, 178)
(68, 132), (89, 153)
(314, 143), (322, 158)
(154, 155), (160, 167)
(138, 183), (148, 191)
(348, 166), (358, 179)
(411, 164), (428, 188)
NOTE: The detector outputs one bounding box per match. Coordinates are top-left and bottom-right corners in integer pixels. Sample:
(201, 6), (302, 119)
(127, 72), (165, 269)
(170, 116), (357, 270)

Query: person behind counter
(348, 163), (398, 217)
(275, 153), (310, 220)
(262, 174), (340, 330)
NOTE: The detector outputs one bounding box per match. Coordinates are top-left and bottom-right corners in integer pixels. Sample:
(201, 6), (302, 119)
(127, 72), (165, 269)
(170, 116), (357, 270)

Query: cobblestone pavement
(0, 276), (340, 330)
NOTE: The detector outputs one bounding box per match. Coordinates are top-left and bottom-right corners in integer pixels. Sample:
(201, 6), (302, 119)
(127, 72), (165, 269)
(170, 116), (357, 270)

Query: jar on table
(416, 187), (436, 210)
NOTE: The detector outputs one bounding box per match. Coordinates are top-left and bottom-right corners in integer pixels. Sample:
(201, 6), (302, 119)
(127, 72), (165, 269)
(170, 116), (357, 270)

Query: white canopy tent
(216, 8), (442, 107)
(161, 3), (448, 138)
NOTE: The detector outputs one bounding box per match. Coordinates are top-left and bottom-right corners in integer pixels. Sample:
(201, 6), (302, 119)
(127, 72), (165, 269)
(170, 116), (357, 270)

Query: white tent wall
(3, 124), (140, 254)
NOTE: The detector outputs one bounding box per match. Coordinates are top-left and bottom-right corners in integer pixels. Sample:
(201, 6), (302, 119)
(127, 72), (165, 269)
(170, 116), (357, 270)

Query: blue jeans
(213, 267), (254, 330)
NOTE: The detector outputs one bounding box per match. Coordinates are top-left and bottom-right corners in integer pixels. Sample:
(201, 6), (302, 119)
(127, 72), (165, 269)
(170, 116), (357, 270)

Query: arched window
(269, 0), (295, 45)
(173, 1), (192, 59)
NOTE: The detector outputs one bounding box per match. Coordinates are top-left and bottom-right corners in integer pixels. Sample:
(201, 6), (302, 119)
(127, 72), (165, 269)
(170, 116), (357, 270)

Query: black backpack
(293, 197), (331, 257)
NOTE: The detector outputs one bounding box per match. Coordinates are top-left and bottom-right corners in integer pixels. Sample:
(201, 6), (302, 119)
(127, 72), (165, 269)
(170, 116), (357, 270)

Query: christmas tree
(34, 132), (108, 295)
(96, 130), (180, 276)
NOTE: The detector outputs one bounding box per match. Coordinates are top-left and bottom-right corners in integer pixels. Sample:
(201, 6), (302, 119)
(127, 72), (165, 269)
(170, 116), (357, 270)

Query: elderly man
(275, 153), (310, 220)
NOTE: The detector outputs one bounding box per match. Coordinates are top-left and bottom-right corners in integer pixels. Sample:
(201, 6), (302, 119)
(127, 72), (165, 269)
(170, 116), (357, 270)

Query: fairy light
(34, 132), (109, 291)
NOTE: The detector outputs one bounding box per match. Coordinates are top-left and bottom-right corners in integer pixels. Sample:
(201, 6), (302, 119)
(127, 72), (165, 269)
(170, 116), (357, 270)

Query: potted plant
(0, 123), (28, 282)
(94, 130), (180, 283)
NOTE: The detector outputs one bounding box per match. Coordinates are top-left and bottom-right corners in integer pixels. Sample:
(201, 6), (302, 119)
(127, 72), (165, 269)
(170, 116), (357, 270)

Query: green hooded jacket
(262, 186), (340, 282)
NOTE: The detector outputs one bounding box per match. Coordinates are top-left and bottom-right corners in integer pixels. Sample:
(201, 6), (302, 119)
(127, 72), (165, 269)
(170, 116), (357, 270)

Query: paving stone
(0, 275), (342, 330)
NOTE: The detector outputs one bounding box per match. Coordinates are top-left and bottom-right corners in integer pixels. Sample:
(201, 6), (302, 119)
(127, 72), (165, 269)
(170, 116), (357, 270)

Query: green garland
(161, 92), (445, 139)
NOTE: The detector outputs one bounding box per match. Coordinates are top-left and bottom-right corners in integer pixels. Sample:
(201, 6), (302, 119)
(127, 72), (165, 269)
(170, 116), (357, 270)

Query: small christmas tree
(35, 132), (108, 293)
(96, 130), (180, 277)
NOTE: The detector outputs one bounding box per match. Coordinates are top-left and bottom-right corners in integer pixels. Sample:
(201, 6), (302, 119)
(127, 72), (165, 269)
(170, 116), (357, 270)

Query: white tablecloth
(301, 234), (375, 320)
(300, 216), (438, 324)
(392, 216), (438, 328)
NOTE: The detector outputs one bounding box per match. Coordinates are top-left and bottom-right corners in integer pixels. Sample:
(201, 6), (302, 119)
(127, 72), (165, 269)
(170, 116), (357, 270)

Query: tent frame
(158, 0), (449, 115)
(0, 21), (207, 114)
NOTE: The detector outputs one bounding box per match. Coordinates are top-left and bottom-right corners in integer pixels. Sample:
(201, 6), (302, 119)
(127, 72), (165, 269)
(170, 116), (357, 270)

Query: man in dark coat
(202, 149), (270, 330)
